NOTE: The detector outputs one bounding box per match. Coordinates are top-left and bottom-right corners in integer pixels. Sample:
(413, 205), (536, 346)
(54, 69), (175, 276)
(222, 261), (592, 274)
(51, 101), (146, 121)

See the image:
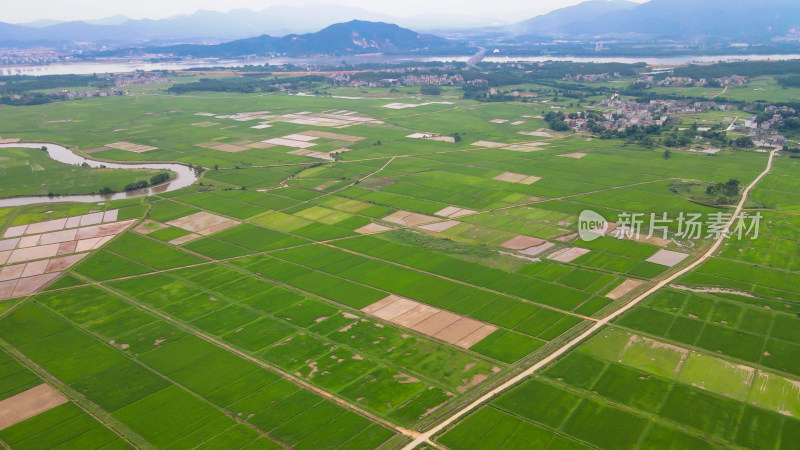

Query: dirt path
(90, 282), (421, 441)
(401, 149), (778, 449)
(712, 85), (729, 99)
(0, 334), (151, 449)
(726, 116), (739, 131)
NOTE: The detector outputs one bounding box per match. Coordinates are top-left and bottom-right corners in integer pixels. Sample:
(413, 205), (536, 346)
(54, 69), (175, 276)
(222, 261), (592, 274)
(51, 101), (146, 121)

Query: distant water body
(4, 54), (800, 76)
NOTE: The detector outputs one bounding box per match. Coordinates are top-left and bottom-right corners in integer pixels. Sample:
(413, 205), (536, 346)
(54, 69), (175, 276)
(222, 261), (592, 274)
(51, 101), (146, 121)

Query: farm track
(84, 279), (423, 441)
(1, 141), (768, 448)
(401, 149), (779, 449)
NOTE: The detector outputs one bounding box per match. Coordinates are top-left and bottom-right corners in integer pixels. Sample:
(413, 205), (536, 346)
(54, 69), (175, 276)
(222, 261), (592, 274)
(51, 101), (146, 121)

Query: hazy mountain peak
(509, 0), (639, 36)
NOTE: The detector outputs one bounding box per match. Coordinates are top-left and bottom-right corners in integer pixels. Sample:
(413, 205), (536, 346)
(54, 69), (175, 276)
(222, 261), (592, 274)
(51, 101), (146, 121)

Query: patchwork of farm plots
(0, 90), (790, 449)
(431, 153), (800, 448)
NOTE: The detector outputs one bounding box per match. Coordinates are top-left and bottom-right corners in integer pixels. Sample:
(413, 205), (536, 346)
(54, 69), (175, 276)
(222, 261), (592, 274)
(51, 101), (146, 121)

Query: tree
(733, 136), (755, 148)
(783, 117), (800, 130)
(149, 172), (170, 186)
(723, 179), (740, 196)
(124, 180), (148, 191)
(706, 179), (740, 197)
(663, 149), (672, 160)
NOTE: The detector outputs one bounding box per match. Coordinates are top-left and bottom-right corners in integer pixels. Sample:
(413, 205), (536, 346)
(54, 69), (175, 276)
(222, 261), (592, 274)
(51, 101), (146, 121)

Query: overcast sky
(7, 0), (647, 24)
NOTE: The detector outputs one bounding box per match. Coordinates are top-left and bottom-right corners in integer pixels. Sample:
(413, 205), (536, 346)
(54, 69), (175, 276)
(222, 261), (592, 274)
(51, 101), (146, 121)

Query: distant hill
(508, 0), (639, 37)
(0, 4), (488, 48)
(116, 20), (464, 57)
(4, 0), (800, 52)
(510, 0), (800, 41)
(0, 5), (397, 46)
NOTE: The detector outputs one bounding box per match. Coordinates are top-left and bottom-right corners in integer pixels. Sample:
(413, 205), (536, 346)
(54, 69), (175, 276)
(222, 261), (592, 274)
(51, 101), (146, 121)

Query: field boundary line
(0, 338), (153, 450)
(320, 242), (596, 321)
(157, 262), (467, 393)
(402, 149), (778, 449)
(90, 282), (421, 441)
(24, 290), (294, 449)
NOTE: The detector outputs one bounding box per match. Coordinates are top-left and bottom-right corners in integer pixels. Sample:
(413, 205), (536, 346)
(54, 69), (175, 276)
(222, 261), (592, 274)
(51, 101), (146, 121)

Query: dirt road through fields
(402, 149), (778, 449)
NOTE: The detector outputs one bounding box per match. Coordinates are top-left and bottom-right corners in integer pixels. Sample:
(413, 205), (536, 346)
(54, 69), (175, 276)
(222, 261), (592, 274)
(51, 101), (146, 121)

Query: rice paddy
(0, 71), (795, 449)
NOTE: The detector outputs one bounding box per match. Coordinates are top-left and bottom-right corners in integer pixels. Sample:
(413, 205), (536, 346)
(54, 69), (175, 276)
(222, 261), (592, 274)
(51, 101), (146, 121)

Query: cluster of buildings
(113, 71), (171, 86)
(565, 98), (734, 132)
(635, 74), (747, 87)
(39, 88), (124, 99)
(734, 106), (796, 148)
(487, 88), (535, 98)
(765, 105), (797, 115)
(658, 76), (706, 86)
(635, 75), (706, 86)
(602, 97), (730, 116)
(61, 88), (125, 98)
(327, 71), (487, 88)
(575, 112), (668, 132)
(399, 73), (465, 86)
(716, 75), (748, 86)
(563, 72), (621, 82)
(753, 133), (789, 147)
(0, 49), (64, 70)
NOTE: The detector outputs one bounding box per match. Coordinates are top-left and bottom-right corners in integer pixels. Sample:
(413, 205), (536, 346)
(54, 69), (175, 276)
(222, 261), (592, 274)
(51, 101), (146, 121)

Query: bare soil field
(167, 212), (239, 235)
(362, 295), (498, 349)
(520, 242), (556, 256)
(0, 384), (68, 430)
(434, 206), (477, 218)
(209, 143), (250, 153)
(500, 235), (546, 250)
(355, 223), (393, 234)
(382, 211), (439, 227)
(557, 152), (587, 159)
(646, 249), (689, 267)
(418, 220), (461, 233)
(547, 247), (591, 263)
(605, 279), (645, 300)
(299, 130), (364, 142)
(106, 142), (158, 153)
(0, 213), (134, 299)
(518, 130), (556, 138)
(471, 141), (507, 148)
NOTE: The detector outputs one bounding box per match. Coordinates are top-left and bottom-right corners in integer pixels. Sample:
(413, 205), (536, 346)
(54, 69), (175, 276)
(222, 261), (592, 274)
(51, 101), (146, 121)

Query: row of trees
(168, 75), (325, 94)
(0, 74), (112, 96)
(121, 172), (171, 192)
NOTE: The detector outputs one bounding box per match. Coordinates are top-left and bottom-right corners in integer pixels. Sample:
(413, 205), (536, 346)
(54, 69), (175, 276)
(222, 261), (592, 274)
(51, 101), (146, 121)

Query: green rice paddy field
(0, 74), (797, 449)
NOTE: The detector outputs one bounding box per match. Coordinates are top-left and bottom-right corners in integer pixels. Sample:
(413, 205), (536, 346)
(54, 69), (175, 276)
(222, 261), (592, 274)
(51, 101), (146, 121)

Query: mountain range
(2, 0), (800, 54)
(0, 4), (505, 47)
(506, 0), (800, 41)
(108, 20), (465, 58)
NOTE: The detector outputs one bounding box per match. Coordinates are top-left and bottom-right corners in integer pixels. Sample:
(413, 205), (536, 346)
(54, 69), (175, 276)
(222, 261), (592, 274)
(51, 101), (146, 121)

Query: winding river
(0, 142), (197, 207)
